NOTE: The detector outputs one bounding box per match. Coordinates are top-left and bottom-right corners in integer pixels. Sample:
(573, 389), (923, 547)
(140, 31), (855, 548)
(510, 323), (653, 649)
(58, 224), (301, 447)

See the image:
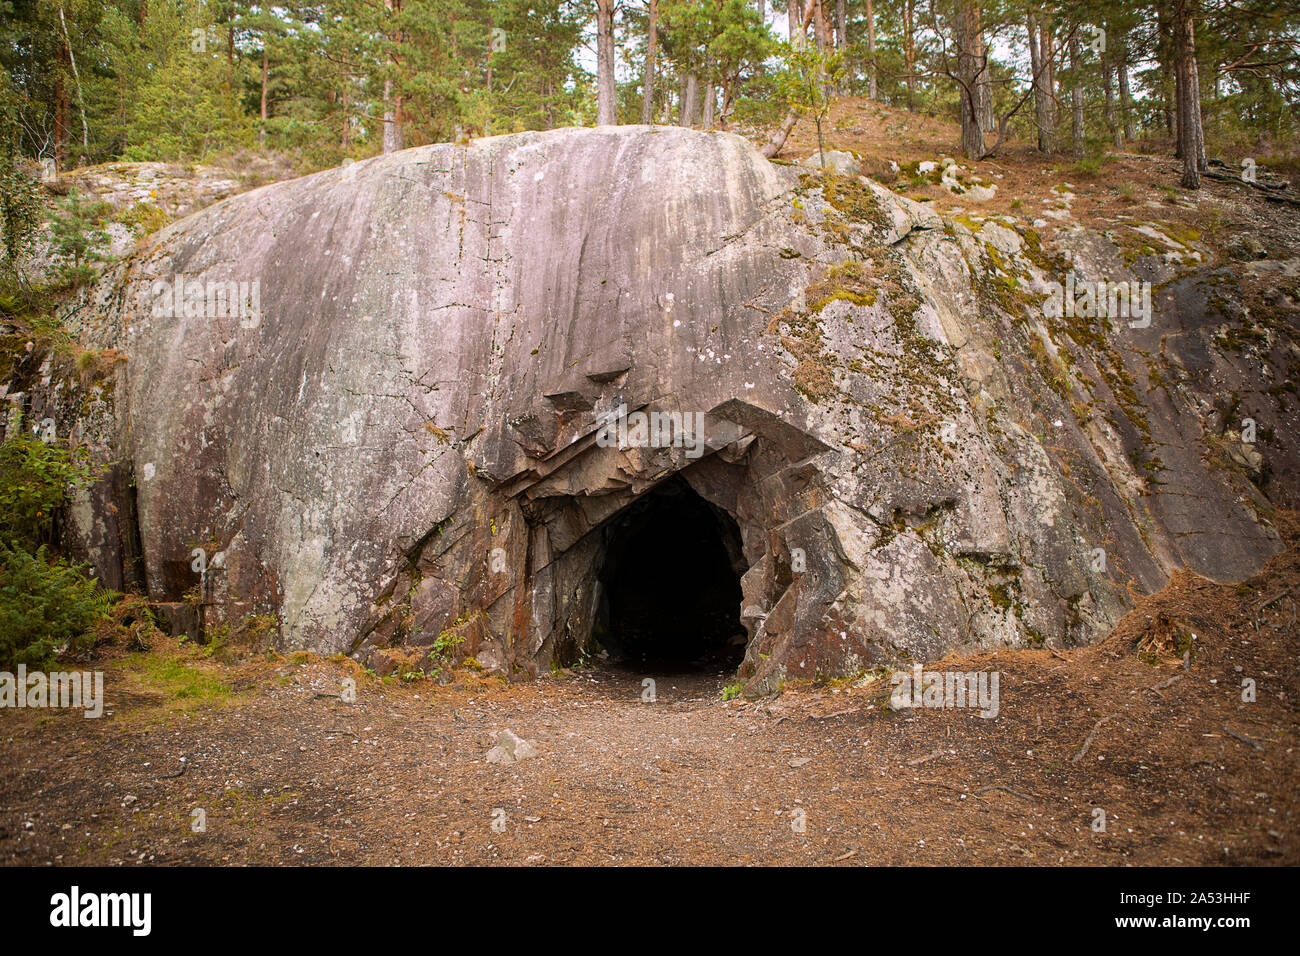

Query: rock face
(52, 125), (1289, 695)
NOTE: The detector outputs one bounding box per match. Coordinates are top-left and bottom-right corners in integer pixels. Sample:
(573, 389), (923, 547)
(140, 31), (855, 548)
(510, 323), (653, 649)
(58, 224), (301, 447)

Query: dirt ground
(2, 513), (1296, 867)
(773, 96), (1300, 261)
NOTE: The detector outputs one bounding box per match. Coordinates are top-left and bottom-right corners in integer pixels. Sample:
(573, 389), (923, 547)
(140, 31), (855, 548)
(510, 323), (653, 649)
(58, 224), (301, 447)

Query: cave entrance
(593, 475), (748, 673)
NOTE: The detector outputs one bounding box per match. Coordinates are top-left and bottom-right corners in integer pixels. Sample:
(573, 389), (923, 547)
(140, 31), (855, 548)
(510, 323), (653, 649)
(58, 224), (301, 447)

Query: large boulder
(48, 125), (1287, 694)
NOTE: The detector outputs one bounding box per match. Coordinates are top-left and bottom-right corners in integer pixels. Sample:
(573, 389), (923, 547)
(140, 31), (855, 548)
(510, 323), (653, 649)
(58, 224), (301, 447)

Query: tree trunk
(596, 0), (617, 124)
(972, 4), (992, 134)
(977, 21), (994, 134)
(1039, 15), (1056, 149)
(1117, 35), (1136, 141)
(1174, 0), (1202, 188)
(260, 51), (269, 148)
(681, 73), (699, 127)
(1069, 35), (1084, 158)
(865, 0), (877, 99)
(641, 0), (658, 124)
(54, 67), (68, 171)
(1158, 5), (1175, 137)
(1103, 57), (1119, 146)
(955, 1), (984, 160)
(1119, 66), (1135, 140)
(1189, 32), (1206, 172)
(1028, 10), (1047, 151)
(788, 0), (801, 46)
(382, 80), (403, 152)
(1173, 32), (1184, 158)
(760, 109), (801, 159)
(342, 83), (351, 149)
(720, 77), (733, 128)
(382, 0), (404, 152)
(702, 82), (715, 129)
(57, 4), (89, 163)
(904, 0), (916, 108)
(835, 0), (847, 49)
(811, 0), (832, 96)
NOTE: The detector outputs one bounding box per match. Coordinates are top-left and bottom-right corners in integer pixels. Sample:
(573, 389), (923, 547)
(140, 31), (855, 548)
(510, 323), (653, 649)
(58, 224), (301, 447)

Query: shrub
(47, 188), (112, 290)
(0, 543), (116, 670)
(96, 593), (164, 652)
(1061, 153), (1115, 177)
(0, 155), (44, 275)
(0, 433), (117, 669)
(0, 434), (100, 549)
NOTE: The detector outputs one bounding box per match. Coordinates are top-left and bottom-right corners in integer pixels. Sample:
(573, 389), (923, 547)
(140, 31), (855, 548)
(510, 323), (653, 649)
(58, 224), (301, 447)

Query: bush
(0, 434), (100, 549)
(0, 543), (116, 670)
(1061, 153), (1116, 177)
(0, 154), (44, 275)
(0, 433), (118, 669)
(47, 188), (112, 290)
(96, 593), (164, 652)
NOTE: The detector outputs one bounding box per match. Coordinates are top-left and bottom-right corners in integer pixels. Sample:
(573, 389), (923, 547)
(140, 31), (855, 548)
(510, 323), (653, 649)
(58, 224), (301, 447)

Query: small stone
(485, 729), (539, 764)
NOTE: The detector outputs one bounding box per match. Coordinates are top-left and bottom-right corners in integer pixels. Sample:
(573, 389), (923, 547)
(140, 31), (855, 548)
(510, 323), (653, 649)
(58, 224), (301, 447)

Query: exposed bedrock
(49, 125), (1287, 695)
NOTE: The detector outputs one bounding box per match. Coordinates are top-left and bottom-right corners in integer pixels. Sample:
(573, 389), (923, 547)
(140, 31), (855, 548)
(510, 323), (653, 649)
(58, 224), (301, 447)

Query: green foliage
(779, 46), (848, 165)
(0, 153), (43, 274)
(0, 426), (121, 677)
(0, 542), (116, 670)
(118, 8), (251, 162)
(432, 626), (467, 658)
(726, 68), (787, 127)
(660, 0), (773, 86)
(47, 188), (112, 289)
(721, 680), (744, 700)
(278, 0), (592, 152)
(1061, 152), (1116, 177)
(0, 0), (1295, 173)
(0, 433), (100, 549)
(428, 614), (472, 674)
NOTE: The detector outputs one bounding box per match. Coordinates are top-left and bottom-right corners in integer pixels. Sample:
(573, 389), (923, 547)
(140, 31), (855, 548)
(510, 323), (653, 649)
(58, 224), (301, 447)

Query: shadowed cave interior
(591, 475), (749, 673)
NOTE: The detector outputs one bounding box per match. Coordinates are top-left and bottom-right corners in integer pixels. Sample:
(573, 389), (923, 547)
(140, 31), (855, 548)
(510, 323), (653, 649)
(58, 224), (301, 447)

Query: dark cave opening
(593, 475), (748, 673)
